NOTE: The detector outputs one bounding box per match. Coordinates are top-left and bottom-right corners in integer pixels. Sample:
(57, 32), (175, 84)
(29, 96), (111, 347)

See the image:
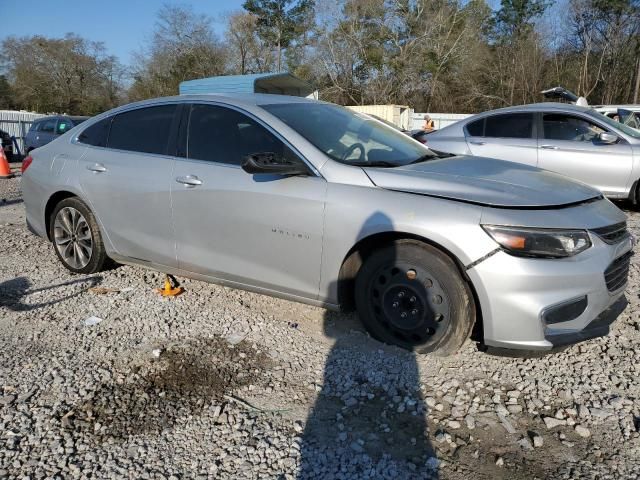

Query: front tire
(49, 197), (110, 274)
(355, 240), (475, 355)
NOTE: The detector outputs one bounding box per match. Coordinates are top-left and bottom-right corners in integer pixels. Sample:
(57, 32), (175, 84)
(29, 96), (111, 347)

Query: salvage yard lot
(1, 172), (639, 479)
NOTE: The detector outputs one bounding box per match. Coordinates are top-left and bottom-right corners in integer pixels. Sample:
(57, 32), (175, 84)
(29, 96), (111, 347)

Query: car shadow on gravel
(0, 198), (23, 207)
(0, 275), (103, 311)
(298, 213), (438, 479)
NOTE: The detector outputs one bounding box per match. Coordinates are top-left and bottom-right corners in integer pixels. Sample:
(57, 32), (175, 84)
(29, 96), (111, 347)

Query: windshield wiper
(350, 160), (399, 168)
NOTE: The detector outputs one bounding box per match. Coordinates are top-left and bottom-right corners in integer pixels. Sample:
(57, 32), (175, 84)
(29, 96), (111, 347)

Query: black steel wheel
(355, 240), (475, 355)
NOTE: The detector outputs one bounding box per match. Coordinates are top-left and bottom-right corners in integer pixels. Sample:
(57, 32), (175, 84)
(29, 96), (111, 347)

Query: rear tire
(354, 240), (475, 355)
(49, 197), (110, 274)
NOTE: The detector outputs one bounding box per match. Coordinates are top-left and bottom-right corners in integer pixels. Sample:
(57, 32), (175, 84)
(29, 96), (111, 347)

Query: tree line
(1, 0), (638, 116)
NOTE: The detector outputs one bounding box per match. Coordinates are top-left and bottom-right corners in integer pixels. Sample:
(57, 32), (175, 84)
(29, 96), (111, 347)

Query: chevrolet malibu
(424, 103), (640, 201)
(21, 94), (633, 355)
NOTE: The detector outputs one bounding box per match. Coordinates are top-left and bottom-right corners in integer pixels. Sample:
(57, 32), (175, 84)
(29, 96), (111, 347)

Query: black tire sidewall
(49, 197), (108, 274)
(355, 240), (475, 355)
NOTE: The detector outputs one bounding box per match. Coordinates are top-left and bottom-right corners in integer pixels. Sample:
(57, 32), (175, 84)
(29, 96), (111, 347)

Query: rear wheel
(355, 240), (475, 355)
(49, 197), (110, 274)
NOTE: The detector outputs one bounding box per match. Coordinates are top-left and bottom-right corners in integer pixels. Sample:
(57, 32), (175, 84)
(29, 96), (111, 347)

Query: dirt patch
(65, 336), (271, 440)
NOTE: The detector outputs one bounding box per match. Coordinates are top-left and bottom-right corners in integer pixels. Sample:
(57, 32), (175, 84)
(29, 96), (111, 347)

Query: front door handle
(469, 141), (486, 145)
(87, 163), (107, 173)
(539, 144), (558, 150)
(176, 175), (203, 187)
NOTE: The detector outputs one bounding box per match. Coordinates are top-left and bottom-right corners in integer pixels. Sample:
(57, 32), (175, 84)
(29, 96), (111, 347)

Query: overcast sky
(3, 0), (246, 66)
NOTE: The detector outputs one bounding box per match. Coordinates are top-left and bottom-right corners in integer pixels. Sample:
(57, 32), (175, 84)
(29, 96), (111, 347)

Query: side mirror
(241, 152), (309, 176)
(598, 132), (618, 144)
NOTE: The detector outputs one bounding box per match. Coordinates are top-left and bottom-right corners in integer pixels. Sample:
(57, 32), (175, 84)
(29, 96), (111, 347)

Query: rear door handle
(469, 141), (486, 145)
(539, 144), (558, 150)
(86, 163), (107, 173)
(176, 175), (203, 187)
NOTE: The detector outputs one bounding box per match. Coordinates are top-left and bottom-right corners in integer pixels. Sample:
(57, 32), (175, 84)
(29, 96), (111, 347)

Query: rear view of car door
(77, 104), (180, 267)
(464, 113), (538, 167)
(171, 103), (327, 299)
(36, 118), (57, 148)
(537, 113), (633, 197)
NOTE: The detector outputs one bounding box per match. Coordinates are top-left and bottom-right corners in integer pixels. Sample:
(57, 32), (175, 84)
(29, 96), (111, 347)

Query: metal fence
(411, 112), (472, 130)
(0, 110), (46, 155)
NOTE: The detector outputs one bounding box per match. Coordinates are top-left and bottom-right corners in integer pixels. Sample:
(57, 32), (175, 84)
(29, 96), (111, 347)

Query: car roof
(478, 102), (594, 115)
(108, 93), (323, 113)
(592, 104), (640, 109)
(34, 114), (83, 121)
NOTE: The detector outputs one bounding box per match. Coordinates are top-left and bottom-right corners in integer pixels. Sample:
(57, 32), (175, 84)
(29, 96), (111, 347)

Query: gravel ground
(1, 169), (639, 479)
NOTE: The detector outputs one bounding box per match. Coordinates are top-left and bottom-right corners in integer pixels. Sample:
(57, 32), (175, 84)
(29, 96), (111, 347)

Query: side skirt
(108, 253), (341, 312)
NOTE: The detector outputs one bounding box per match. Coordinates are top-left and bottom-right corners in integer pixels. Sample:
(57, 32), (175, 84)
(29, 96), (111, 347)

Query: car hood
(363, 156), (602, 208)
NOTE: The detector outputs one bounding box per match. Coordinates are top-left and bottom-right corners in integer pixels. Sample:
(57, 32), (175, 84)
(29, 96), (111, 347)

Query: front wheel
(49, 197), (110, 274)
(354, 240), (475, 355)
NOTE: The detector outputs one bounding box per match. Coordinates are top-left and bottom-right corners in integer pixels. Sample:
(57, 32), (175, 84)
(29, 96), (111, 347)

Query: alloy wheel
(53, 207), (93, 269)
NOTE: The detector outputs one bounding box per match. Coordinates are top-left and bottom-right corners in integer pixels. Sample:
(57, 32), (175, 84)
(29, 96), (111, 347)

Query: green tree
(243, 0), (315, 72)
(493, 0), (551, 40)
(0, 75), (14, 110)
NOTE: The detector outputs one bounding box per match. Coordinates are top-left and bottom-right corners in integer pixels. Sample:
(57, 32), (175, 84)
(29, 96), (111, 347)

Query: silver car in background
(425, 103), (640, 202)
(21, 95), (633, 355)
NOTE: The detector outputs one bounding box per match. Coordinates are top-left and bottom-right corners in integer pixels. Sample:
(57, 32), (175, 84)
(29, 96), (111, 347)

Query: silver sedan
(425, 103), (640, 201)
(21, 94), (633, 355)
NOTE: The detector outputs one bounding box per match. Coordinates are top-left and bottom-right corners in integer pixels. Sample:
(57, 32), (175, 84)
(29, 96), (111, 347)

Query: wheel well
(44, 191), (77, 240)
(337, 232), (484, 341)
(632, 179), (640, 204)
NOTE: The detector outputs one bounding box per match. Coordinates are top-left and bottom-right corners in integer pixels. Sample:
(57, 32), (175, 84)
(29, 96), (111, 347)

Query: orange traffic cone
(157, 274), (184, 297)
(0, 149), (13, 179)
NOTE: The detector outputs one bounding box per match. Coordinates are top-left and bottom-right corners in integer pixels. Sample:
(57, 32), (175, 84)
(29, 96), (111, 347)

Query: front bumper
(467, 233), (633, 351)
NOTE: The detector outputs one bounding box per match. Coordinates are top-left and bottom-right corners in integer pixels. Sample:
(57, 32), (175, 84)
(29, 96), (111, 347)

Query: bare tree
(225, 11), (275, 74)
(1, 34), (124, 114)
(128, 4), (227, 100)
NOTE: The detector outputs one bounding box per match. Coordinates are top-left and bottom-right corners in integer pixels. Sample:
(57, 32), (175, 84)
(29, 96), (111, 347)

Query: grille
(591, 222), (629, 244)
(604, 251), (633, 292)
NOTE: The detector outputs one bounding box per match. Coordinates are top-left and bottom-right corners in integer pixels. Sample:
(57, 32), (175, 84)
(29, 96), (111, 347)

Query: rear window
(107, 105), (176, 155)
(484, 113), (533, 138)
(77, 117), (112, 147)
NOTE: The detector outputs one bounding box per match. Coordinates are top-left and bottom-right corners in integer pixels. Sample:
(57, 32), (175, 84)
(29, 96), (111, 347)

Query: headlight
(481, 225), (592, 258)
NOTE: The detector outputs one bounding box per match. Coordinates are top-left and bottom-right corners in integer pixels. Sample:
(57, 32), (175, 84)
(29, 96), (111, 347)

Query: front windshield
(262, 103), (435, 167)
(591, 109), (640, 139)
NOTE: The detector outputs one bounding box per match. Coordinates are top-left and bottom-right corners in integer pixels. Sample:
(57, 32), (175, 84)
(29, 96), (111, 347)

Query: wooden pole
(634, 56), (640, 104)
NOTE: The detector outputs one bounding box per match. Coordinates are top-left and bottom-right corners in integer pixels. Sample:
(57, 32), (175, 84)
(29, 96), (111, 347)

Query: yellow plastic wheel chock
(157, 275), (184, 297)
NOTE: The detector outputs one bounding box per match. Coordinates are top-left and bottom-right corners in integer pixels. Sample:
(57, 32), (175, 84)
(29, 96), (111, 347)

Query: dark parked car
(24, 115), (88, 153)
(0, 128), (13, 161)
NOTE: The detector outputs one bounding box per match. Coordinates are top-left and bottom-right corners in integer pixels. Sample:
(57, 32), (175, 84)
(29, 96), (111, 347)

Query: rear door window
(56, 119), (71, 135)
(542, 114), (605, 142)
(40, 119), (56, 134)
(108, 105), (177, 155)
(187, 104), (285, 165)
(77, 117), (112, 148)
(484, 113), (533, 138)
